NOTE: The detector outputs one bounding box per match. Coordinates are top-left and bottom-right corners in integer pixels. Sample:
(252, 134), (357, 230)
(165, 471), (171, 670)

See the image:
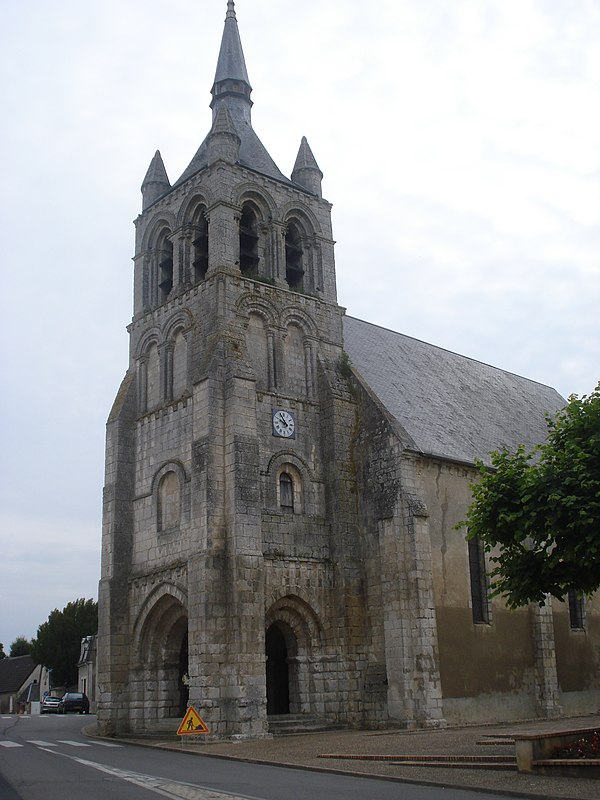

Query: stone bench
(514, 726), (599, 776)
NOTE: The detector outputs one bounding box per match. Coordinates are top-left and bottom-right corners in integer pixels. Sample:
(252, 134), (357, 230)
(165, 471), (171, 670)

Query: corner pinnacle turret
(292, 137), (323, 197)
(141, 150), (170, 210)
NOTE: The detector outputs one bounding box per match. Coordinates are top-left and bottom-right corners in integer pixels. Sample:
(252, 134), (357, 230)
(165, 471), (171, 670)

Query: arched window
(285, 222), (304, 290)
(191, 208), (208, 283)
(157, 229), (174, 302)
(239, 204), (259, 276)
(276, 464), (303, 514)
(158, 471), (180, 531)
(279, 472), (294, 512)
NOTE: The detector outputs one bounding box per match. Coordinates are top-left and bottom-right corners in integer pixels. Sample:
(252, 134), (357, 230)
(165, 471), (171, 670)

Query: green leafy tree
(9, 636), (32, 657)
(460, 384), (600, 609)
(31, 599), (98, 687)
(0, 642), (5, 659)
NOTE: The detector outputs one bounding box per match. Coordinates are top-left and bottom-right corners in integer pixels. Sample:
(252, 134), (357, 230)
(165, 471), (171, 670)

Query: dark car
(41, 695), (61, 714)
(58, 692), (90, 714)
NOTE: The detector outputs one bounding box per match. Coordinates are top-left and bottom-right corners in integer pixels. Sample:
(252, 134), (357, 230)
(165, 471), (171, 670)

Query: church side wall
(552, 593), (600, 714)
(420, 457), (600, 724)
(421, 458), (539, 723)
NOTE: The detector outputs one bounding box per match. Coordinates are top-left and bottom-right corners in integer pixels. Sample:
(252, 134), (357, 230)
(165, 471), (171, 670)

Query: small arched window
(239, 204), (259, 276)
(279, 472), (294, 512)
(276, 464), (303, 514)
(285, 223), (304, 291)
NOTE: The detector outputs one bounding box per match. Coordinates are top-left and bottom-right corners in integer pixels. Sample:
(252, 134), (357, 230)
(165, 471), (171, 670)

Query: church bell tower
(98, 1), (356, 739)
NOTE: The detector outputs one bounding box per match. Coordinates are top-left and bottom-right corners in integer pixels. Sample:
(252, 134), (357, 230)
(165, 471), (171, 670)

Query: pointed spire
(141, 150), (171, 210)
(175, 1), (290, 188)
(211, 1), (252, 125)
(291, 137), (323, 197)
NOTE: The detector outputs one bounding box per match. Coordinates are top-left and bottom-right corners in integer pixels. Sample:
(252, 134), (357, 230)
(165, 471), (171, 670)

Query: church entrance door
(266, 623), (291, 714)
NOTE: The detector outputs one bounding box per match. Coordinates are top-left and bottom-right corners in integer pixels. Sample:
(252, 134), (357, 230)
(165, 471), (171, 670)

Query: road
(0, 713), (511, 800)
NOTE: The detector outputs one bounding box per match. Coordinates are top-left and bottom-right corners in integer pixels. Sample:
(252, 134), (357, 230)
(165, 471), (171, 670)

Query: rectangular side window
(468, 536), (490, 624)
(568, 590), (585, 630)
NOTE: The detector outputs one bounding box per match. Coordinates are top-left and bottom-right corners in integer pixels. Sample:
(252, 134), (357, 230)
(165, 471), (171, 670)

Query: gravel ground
(99, 714), (600, 800)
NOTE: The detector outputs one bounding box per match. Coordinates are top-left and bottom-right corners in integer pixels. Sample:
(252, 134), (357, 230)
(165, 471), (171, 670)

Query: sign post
(177, 705), (209, 736)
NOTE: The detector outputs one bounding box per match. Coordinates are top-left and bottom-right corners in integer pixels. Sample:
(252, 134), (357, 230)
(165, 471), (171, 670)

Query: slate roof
(175, 120), (292, 188)
(343, 315), (565, 467)
(212, 1), (251, 88)
(0, 655), (37, 694)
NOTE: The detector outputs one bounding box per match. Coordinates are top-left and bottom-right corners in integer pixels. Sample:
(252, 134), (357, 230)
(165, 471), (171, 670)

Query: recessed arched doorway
(266, 622), (293, 714)
(133, 589), (189, 728)
(265, 595), (326, 719)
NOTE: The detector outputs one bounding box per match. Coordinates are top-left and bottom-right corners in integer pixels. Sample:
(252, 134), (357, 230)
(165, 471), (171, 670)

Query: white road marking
(93, 741), (123, 747)
(27, 740), (58, 746)
(0, 742), (22, 748)
(57, 740), (91, 747)
(52, 751), (267, 800)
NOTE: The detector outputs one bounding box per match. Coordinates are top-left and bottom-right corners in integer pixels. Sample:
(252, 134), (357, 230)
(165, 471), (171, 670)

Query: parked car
(40, 695), (61, 714)
(58, 692), (90, 714)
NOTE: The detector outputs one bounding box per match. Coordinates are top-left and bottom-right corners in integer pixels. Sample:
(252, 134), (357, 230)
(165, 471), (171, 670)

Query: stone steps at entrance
(267, 714), (342, 735)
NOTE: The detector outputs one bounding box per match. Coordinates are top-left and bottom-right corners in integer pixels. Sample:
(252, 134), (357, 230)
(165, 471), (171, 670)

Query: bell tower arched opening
(285, 222), (304, 290)
(192, 207), (209, 283)
(239, 204), (259, 275)
(156, 229), (174, 302)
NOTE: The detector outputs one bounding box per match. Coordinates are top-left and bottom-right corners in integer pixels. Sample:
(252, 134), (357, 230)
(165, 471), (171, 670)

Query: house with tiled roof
(0, 656), (49, 714)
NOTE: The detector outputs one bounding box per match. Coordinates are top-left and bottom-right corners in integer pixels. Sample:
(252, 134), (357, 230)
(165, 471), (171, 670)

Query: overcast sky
(1, 0), (598, 651)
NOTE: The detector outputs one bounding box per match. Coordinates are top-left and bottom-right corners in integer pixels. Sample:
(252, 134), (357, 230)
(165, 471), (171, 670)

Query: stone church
(98, 2), (599, 738)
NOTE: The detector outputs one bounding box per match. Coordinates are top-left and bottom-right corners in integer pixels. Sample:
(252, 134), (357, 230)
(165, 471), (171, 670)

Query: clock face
(272, 409), (295, 438)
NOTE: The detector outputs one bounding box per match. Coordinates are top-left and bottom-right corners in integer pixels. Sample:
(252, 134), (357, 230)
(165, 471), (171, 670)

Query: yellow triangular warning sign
(177, 705), (209, 735)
